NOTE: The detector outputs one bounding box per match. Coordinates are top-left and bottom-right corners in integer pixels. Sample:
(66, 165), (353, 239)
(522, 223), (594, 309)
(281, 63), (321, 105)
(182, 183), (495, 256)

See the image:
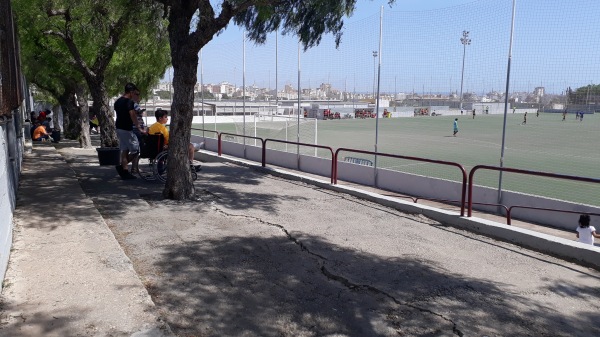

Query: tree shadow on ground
(17, 148), (104, 229)
(0, 301), (92, 337)
(148, 235), (600, 337)
(65, 154), (306, 218)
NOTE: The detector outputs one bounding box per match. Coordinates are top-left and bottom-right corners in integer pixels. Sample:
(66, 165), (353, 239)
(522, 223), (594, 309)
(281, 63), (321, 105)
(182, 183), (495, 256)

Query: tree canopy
(156, 0), (395, 200)
(13, 0), (171, 147)
(567, 84), (600, 105)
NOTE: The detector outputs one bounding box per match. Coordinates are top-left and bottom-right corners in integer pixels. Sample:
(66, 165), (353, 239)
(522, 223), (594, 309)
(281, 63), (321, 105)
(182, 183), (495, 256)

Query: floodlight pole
(372, 51), (378, 99)
(374, 6), (383, 176)
(459, 30), (471, 111)
(497, 0), (517, 205)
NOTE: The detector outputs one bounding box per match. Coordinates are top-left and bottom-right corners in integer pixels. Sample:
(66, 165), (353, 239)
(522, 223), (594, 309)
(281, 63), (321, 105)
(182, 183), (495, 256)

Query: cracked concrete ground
(57, 144), (600, 337)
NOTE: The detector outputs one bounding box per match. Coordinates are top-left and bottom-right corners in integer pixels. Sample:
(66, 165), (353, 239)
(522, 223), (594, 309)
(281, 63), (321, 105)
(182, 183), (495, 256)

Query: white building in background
(395, 93), (407, 100)
(156, 82), (170, 91)
(534, 87), (545, 97)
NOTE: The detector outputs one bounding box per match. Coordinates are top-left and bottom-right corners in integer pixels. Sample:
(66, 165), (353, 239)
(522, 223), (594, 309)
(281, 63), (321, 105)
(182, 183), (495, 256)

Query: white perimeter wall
(0, 119), (23, 282)
(194, 134), (599, 231)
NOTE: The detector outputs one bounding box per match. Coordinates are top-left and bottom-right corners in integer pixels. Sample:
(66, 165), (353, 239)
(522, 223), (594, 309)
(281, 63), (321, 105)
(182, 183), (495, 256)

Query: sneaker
(121, 171), (137, 180)
(116, 165), (125, 177)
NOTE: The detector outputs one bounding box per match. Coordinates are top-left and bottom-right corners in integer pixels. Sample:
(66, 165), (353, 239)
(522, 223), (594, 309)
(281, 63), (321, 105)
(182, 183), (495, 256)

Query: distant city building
(534, 87), (545, 97)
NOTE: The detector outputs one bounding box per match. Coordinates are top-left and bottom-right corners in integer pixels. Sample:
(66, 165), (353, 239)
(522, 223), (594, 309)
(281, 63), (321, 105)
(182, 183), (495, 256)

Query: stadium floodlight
(459, 30), (471, 111)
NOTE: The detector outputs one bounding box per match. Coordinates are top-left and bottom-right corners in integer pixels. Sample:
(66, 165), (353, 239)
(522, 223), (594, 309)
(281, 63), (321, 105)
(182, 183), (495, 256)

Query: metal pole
(374, 5), (383, 176)
(285, 118), (288, 152)
(460, 43), (465, 110)
(314, 118), (318, 157)
(372, 51), (377, 99)
(200, 49), (205, 137)
(243, 31), (246, 147)
(297, 42), (301, 157)
(497, 0), (517, 205)
(459, 31), (471, 111)
(394, 75), (397, 112)
(353, 74), (356, 111)
(168, 68), (172, 106)
(275, 30), (279, 115)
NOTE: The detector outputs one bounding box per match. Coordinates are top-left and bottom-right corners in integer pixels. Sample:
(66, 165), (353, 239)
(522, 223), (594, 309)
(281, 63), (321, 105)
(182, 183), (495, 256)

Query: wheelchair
(135, 134), (198, 182)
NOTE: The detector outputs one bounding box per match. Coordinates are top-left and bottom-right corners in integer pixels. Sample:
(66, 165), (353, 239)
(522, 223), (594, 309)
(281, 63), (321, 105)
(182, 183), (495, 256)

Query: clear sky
(202, 1), (478, 41)
(165, 0), (600, 95)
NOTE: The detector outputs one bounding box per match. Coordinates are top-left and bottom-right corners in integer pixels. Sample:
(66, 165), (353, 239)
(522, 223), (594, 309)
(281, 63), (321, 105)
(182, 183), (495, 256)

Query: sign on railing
(343, 157), (374, 167)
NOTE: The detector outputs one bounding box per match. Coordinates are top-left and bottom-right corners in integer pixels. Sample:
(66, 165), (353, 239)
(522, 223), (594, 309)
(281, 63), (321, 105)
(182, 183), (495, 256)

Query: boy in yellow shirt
(148, 109), (202, 171)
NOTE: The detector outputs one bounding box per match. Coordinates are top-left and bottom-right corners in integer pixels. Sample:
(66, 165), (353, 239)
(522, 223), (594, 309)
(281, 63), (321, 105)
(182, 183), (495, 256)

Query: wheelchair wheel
(135, 157), (157, 181)
(153, 151), (168, 183)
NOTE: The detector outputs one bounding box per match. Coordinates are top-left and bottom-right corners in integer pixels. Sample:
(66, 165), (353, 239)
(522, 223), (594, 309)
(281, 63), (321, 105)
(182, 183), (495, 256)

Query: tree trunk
(60, 91), (80, 139)
(59, 87), (92, 148)
(162, 10), (198, 200)
(87, 78), (118, 147)
(75, 86), (92, 148)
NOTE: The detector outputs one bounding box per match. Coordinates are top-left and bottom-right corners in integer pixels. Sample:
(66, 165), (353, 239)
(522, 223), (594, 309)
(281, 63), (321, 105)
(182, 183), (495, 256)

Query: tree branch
(92, 2), (140, 75)
(44, 7), (94, 79)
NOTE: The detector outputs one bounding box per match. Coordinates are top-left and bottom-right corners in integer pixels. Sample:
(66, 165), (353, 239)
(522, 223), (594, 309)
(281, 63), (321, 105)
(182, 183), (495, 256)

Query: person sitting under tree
(90, 114), (99, 134)
(32, 123), (53, 142)
(148, 109), (203, 172)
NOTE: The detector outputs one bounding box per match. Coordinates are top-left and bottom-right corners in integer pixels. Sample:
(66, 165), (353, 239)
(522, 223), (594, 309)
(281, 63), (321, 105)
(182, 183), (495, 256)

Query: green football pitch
(193, 112), (600, 207)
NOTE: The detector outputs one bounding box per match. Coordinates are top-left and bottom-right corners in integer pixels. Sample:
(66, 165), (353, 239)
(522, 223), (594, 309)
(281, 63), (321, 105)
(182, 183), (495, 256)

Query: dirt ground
(56, 143), (600, 337)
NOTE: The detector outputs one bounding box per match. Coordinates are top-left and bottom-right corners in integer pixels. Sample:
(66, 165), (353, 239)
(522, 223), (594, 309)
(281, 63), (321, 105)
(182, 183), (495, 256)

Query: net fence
(232, 114), (317, 154)
(193, 0), (600, 206)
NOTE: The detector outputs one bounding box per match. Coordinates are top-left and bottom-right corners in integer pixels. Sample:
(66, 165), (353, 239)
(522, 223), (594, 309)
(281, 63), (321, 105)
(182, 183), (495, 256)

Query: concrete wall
(0, 115), (24, 282)
(195, 135), (599, 231)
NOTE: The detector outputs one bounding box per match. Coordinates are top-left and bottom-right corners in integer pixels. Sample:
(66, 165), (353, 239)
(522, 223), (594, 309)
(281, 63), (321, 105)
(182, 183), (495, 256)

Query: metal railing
(468, 165), (600, 217)
(192, 130), (600, 223)
(191, 128), (219, 139)
(263, 139), (335, 184)
(507, 206), (600, 226)
(218, 132), (264, 157)
(334, 148), (468, 216)
(414, 197), (508, 219)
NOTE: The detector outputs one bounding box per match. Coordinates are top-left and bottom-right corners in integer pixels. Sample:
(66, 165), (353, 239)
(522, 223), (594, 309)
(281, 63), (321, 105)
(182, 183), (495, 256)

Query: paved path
(55, 141), (600, 337)
(0, 144), (171, 336)
(2, 140), (599, 336)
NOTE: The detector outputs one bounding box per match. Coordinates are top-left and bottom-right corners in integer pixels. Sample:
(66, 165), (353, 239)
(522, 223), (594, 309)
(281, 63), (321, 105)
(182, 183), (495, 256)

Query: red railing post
(469, 165), (600, 219)
(218, 132), (264, 160)
(262, 139), (266, 167)
(263, 139), (335, 184)
(336, 148), (467, 216)
(467, 166), (479, 217)
(218, 133), (223, 156)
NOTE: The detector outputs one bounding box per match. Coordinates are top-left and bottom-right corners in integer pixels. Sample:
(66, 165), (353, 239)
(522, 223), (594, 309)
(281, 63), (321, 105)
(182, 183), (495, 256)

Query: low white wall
(471, 185), (599, 230)
(198, 139), (599, 231)
(0, 126), (13, 283)
(0, 119), (23, 282)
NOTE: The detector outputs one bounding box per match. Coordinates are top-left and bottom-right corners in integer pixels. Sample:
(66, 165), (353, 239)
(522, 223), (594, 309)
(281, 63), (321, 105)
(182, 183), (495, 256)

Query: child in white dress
(575, 214), (599, 245)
